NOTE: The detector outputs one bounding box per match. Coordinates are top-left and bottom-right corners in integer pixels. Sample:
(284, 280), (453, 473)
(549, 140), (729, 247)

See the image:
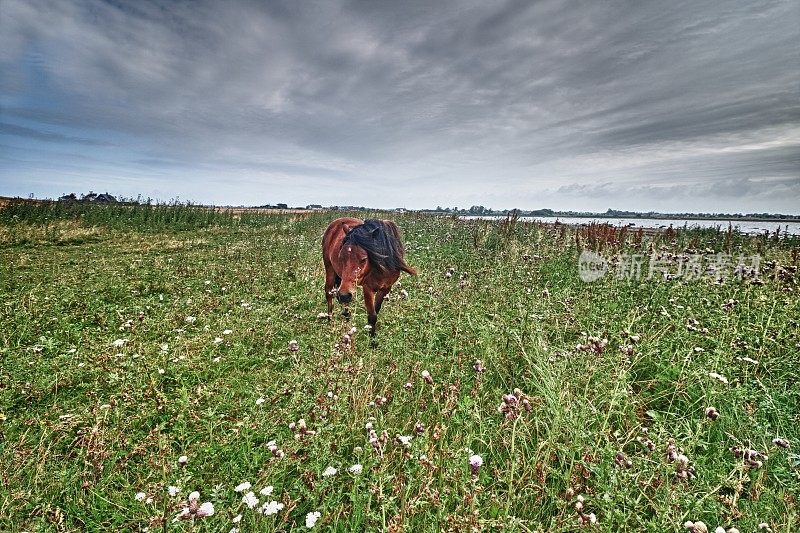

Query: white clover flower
(158, 368), (165, 375)
(232, 514), (242, 523)
(168, 485), (180, 497)
(185, 316), (196, 323)
(223, 329), (232, 335)
(241, 491), (259, 509)
(256, 398), (265, 406)
(322, 466), (337, 477)
(160, 343), (169, 352)
(348, 464), (363, 474)
(259, 486), (273, 496)
(305, 511), (321, 528)
(135, 492), (147, 502)
(213, 337), (224, 344)
(112, 339), (127, 347)
(262, 500), (284, 515)
(234, 481), (252, 492)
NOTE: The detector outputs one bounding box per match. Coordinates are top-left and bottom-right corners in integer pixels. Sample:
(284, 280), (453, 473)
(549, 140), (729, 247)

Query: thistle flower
(472, 359), (486, 373)
(288, 340), (299, 352)
(469, 454), (483, 475)
(174, 491), (214, 521)
(683, 521), (708, 533)
(403, 382), (413, 390)
(178, 455), (188, 466)
(704, 406), (720, 420)
(421, 370), (433, 384)
(614, 452), (632, 469)
(414, 422), (425, 434)
(772, 437), (790, 449)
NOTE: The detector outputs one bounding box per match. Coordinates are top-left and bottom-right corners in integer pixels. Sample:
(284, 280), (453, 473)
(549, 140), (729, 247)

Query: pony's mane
(343, 219), (415, 275)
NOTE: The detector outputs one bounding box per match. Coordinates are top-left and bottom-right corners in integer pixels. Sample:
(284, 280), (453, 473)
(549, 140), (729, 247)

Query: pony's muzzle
(338, 292), (353, 304)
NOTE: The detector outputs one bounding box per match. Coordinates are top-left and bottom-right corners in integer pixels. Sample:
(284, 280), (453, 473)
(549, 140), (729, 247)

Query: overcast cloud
(1, 0), (798, 212)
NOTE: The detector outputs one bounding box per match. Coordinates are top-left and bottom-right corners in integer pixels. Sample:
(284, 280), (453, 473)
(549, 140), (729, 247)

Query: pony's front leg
(374, 287), (390, 314)
(363, 286), (378, 336)
(324, 264), (336, 316)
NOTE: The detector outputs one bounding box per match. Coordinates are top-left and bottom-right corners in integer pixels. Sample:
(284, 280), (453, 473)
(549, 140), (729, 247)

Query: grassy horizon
(1, 205), (798, 532)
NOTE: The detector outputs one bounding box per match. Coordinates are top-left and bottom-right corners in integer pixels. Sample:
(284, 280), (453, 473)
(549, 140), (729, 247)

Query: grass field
(1, 202), (798, 532)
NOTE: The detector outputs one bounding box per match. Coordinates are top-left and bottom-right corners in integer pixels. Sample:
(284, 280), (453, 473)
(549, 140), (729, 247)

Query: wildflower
(256, 398), (265, 406)
(185, 316), (196, 323)
(705, 406), (720, 420)
(403, 382), (412, 390)
(232, 514), (242, 523)
(614, 452), (632, 469)
(317, 312), (329, 319)
(322, 466), (337, 477)
(174, 491), (214, 521)
(498, 389), (532, 420)
(160, 343), (169, 352)
(234, 482), (251, 493)
(349, 464), (363, 474)
(709, 372), (729, 384)
(135, 492), (147, 502)
(414, 422), (425, 434)
(288, 340), (299, 352)
(112, 339), (127, 348)
(197, 502), (214, 517)
(260, 486), (273, 496)
(168, 486), (180, 497)
(473, 359), (486, 373)
(305, 511), (321, 528)
(395, 434), (413, 447)
(158, 368), (165, 375)
(576, 336), (608, 354)
(213, 356), (221, 363)
(178, 455), (188, 466)
(730, 446), (767, 468)
(772, 437), (790, 449)
(684, 521), (708, 533)
(262, 500), (284, 515)
(421, 370), (433, 384)
(267, 440), (286, 458)
(213, 337), (224, 344)
(469, 454), (483, 475)
(222, 329), (232, 335)
(241, 491), (259, 509)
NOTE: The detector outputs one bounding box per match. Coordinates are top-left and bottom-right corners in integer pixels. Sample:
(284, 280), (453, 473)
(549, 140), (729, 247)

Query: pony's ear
(341, 223), (352, 234)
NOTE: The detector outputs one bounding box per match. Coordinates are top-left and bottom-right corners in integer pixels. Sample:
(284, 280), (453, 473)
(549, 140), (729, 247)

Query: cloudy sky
(1, 0), (798, 212)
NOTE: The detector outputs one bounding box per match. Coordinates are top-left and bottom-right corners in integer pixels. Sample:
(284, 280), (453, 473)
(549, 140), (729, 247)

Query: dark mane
(343, 219), (415, 275)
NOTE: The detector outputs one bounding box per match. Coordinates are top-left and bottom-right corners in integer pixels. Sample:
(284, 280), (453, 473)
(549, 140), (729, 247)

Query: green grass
(1, 205), (798, 532)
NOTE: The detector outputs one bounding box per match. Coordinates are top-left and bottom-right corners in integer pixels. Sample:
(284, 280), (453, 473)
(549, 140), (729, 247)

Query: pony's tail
(382, 220), (417, 275)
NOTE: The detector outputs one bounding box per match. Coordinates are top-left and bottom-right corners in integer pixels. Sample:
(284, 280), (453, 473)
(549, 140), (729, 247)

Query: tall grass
(0, 206), (797, 531)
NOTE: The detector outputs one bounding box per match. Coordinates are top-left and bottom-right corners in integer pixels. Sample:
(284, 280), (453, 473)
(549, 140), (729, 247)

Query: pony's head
(336, 219), (415, 303)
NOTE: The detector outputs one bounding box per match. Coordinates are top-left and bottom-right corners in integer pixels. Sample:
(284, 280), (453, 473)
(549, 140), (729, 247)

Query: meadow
(0, 202), (798, 532)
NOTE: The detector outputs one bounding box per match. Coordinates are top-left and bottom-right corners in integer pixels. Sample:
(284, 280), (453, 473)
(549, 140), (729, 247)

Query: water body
(462, 216), (800, 235)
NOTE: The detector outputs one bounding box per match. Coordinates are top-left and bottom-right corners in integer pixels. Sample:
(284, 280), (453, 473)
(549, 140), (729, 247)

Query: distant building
(306, 204), (324, 210)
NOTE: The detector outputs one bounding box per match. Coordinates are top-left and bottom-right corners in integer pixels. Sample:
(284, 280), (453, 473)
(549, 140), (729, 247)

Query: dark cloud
(0, 0), (798, 212)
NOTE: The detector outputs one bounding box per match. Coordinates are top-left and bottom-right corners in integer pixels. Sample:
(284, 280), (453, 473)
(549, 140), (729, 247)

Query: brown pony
(322, 218), (416, 335)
